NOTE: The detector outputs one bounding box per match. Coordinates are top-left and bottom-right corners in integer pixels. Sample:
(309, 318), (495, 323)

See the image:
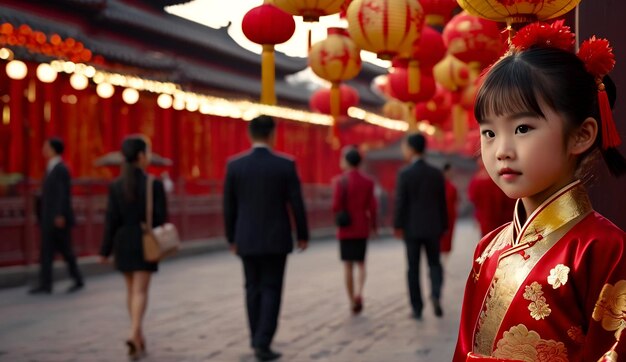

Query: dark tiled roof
(1, 1), (386, 107)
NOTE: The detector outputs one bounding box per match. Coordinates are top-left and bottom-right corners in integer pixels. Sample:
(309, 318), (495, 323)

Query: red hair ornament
(511, 22), (620, 150)
(578, 36), (621, 149)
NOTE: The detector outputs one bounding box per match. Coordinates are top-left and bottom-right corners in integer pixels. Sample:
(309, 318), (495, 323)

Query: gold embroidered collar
(511, 180), (592, 247)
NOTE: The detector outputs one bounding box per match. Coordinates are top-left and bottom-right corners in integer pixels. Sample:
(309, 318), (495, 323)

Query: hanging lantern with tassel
(309, 27), (362, 147)
(456, 0), (580, 26)
(271, 0), (345, 22)
(242, 2), (296, 105)
(442, 11), (505, 73)
(346, 0), (424, 60)
(310, 84), (360, 117)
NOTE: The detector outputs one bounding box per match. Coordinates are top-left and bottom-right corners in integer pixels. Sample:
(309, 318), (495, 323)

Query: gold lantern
(457, 0), (580, 25)
(309, 27), (362, 146)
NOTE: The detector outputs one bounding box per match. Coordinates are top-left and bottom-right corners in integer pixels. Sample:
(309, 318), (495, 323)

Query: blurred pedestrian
(29, 138), (84, 295)
(223, 115), (309, 362)
(393, 133), (448, 319)
(440, 163), (458, 259)
(99, 135), (168, 360)
(332, 146), (377, 314)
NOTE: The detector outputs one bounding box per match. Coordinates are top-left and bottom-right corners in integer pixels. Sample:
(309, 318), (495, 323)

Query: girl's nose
(495, 139), (514, 161)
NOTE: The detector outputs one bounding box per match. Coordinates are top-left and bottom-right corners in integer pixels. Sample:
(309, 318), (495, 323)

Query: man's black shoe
(433, 299), (444, 318)
(28, 286), (52, 295)
(411, 311), (422, 320)
(66, 283), (84, 294)
(254, 348), (282, 361)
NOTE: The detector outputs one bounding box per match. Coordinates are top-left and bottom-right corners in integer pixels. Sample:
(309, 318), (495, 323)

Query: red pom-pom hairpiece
(511, 20), (575, 52)
(577, 37), (621, 150)
(577, 36), (615, 78)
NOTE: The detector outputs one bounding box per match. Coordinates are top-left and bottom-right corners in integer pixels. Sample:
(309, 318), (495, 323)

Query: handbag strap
(146, 174), (154, 228)
(341, 175), (348, 210)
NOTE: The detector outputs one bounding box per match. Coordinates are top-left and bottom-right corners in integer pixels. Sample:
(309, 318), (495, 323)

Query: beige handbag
(142, 175), (180, 262)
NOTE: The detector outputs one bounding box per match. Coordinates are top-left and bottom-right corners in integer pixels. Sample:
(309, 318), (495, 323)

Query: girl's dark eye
(481, 130), (495, 138)
(515, 125), (531, 134)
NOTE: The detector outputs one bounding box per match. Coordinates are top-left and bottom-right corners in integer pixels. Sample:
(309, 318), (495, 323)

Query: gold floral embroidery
(567, 326), (585, 344)
(547, 264), (570, 289)
(529, 299), (552, 320)
(523, 282), (551, 320)
(523, 282), (543, 301)
(592, 280), (626, 339)
(493, 324), (568, 362)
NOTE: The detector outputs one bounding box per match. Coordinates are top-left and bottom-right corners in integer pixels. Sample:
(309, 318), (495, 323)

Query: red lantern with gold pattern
(442, 12), (504, 70)
(242, 3), (296, 105)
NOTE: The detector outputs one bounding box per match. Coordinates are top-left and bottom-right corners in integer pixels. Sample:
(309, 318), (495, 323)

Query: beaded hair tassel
(577, 37), (622, 150)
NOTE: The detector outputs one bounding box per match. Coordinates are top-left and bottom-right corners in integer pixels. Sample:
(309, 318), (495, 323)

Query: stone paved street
(0, 219), (480, 362)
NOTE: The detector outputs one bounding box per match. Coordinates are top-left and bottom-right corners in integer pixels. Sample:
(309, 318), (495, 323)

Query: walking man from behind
(393, 133), (447, 319)
(223, 115), (309, 361)
(30, 137), (84, 294)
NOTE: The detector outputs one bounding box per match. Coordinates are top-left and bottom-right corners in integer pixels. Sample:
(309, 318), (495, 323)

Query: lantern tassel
(408, 59), (420, 94)
(329, 82), (341, 148)
(405, 102), (417, 132)
(261, 44), (276, 105)
(452, 104), (469, 147)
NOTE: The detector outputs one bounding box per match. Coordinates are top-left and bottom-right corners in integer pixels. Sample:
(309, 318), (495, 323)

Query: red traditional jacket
(454, 180), (626, 362)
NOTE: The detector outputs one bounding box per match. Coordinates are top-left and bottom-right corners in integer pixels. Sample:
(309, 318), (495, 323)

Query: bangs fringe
(474, 55), (547, 123)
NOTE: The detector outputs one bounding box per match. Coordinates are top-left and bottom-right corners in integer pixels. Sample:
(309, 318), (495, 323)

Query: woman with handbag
(332, 146), (377, 314)
(99, 135), (167, 360)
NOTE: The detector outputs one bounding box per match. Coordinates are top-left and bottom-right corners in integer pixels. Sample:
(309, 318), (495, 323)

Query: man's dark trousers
(39, 227), (83, 290)
(242, 254), (287, 349)
(405, 237), (443, 315)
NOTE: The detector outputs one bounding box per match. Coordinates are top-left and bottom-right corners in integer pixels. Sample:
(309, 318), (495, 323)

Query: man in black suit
(223, 115), (309, 361)
(29, 138), (84, 294)
(393, 133), (447, 319)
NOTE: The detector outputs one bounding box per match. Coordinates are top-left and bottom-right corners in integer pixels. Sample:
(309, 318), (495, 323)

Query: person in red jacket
(332, 146), (377, 314)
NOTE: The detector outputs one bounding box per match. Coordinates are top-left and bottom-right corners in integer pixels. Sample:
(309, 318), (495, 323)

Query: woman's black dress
(100, 169), (167, 272)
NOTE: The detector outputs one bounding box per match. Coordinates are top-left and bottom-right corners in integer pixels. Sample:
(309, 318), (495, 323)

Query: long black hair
(120, 135), (148, 201)
(475, 46), (626, 177)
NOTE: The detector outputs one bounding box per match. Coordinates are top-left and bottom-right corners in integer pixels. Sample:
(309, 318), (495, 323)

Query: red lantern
(411, 25), (447, 69)
(242, 4), (296, 105)
(310, 84), (360, 116)
(420, 0), (459, 26)
(442, 12), (504, 70)
(415, 85), (451, 126)
(388, 66), (436, 103)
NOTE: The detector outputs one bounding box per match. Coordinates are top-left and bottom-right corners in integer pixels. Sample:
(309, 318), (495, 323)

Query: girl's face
(479, 102), (578, 214)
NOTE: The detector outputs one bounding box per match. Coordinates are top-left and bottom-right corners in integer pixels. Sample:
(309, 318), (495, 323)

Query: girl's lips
(498, 167), (521, 176)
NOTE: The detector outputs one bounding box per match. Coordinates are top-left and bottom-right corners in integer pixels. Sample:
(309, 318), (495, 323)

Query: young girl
(453, 23), (626, 362)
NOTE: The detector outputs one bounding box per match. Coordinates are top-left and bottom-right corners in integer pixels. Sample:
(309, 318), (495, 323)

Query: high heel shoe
(125, 339), (142, 361)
